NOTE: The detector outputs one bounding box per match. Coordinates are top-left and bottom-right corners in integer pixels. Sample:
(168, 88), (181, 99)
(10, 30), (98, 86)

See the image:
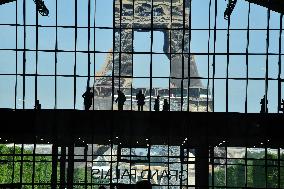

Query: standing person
(34, 100), (41, 110)
(153, 95), (160, 111)
(82, 87), (93, 110)
(136, 90), (145, 111)
(260, 95), (268, 113)
(115, 90), (126, 111)
(162, 99), (170, 111)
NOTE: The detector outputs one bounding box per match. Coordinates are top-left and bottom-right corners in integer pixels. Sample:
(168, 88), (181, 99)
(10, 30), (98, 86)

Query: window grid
(0, 0), (284, 187)
(0, 0), (282, 112)
(1, 143), (284, 188)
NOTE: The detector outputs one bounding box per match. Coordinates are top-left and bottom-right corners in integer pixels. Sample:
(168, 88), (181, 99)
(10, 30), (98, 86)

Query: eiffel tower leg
(93, 29), (133, 110)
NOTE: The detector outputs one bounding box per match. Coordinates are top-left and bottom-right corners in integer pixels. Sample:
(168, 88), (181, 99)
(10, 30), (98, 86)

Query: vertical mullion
(129, 143), (132, 184)
(74, 0), (78, 110)
(210, 146), (214, 188)
(129, 134), (132, 185)
(212, 0), (218, 112)
(60, 147), (66, 188)
(93, 0), (97, 110)
(55, 0), (58, 109)
(84, 144), (88, 189)
(112, 0), (115, 111)
(87, 0), (91, 89)
(91, 142), (94, 188)
(180, 0), (186, 111)
(110, 115), (114, 187)
(131, 0), (134, 111)
(225, 146), (228, 188)
(180, 145), (183, 188)
(15, 0), (18, 110)
(119, 0), (122, 91)
(23, 0), (26, 109)
(67, 145), (75, 188)
(278, 148), (281, 188)
(110, 140), (113, 188)
(129, 130), (132, 186)
(245, 3), (251, 113)
(35, 2), (39, 107)
(147, 140), (150, 182)
(277, 14), (283, 113)
(226, 14), (231, 113)
(245, 147), (248, 188)
(188, 0), (192, 112)
(265, 8), (271, 113)
(206, 0), (212, 113)
(168, 0), (172, 111)
(167, 136), (169, 189)
(150, 0), (153, 111)
(51, 143), (58, 189)
(186, 146), (189, 188)
(115, 143), (119, 184)
(19, 144), (24, 186)
(265, 147), (268, 188)
(187, 0), (191, 112)
(11, 143), (16, 183)
(31, 142), (36, 189)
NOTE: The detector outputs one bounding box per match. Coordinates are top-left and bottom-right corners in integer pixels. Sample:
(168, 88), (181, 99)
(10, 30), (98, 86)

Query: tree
(213, 151), (284, 188)
(0, 144), (53, 188)
(0, 144), (111, 188)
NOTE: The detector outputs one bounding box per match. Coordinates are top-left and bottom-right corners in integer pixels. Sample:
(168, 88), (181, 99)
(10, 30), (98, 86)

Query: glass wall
(0, 0), (283, 112)
(1, 142), (284, 188)
(210, 147), (284, 188)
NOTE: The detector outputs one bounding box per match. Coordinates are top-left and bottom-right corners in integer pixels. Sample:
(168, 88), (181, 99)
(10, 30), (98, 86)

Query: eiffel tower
(92, 0), (211, 111)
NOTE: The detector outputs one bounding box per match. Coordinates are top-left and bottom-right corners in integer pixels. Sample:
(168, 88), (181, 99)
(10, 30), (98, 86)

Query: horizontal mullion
(0, 74), (283, 81)
(0, 23), (282, 31)
(1, 49), (283, 56)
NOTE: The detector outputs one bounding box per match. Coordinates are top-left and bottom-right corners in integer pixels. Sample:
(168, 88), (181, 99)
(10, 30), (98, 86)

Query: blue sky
(0, 0), (283, 112)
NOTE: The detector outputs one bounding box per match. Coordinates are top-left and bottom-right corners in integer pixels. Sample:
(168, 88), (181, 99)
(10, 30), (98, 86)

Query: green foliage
(0, 144), (109, 188)
(213, 152), (284, 188)
(2, 144), (284, 188)
(74, 167), (91, 184)
(227, 164), (245, 187)
(214, 166), (225, 186)
(0, 144), (53, 188)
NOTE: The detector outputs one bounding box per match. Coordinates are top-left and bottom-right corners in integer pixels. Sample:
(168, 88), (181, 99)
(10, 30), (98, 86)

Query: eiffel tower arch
(93, 0), (209, 110)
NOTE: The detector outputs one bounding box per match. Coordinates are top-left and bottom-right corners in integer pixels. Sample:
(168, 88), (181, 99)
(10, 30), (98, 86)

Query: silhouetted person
(260, 95), (268, 113)
(136, 180), (152, 189)
(82, 87), (93, 110)
(136, 90), (145, 111)
(115, 90), (126, 111)
(34, 100), (41, 110)
(154, 95), (160, 111)
(162, 99), (170, 111)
